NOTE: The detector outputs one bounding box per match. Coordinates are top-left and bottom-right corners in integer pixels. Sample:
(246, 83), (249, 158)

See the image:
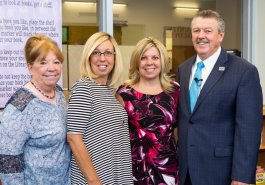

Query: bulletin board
(0, 0), (62, 108)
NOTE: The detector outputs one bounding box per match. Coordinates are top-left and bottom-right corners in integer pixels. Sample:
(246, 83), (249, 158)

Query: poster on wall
(0, 0), (62, 108)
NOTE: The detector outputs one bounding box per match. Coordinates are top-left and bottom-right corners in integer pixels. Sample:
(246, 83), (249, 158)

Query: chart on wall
(0, 0), (62, 108)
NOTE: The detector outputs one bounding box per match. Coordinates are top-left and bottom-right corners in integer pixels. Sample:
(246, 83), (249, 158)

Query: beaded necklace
(31, 81), (56, 99)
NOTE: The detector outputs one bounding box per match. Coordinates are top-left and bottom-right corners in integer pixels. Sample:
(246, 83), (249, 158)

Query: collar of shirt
(189, 47), (222, 88)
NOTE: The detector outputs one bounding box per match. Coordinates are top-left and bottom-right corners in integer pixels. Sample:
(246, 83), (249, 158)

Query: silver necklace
(31, 81), (56, 99)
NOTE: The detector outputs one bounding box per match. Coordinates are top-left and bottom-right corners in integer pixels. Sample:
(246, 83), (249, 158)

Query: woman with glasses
(67, 32), (133, 185)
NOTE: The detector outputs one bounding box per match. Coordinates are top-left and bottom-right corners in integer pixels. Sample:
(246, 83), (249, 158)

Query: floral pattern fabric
(117, 85), (180, 185)
(0, 87), (71, 185)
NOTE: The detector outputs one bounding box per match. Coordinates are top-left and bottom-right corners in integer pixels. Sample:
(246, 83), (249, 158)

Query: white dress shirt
(189, 47), (222, 92)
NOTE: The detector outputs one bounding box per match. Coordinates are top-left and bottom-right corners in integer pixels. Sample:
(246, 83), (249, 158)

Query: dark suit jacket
(177, 48), (263, 185)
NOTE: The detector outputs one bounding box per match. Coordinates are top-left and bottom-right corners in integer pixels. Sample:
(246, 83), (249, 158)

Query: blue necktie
(189, 61), (205, 112)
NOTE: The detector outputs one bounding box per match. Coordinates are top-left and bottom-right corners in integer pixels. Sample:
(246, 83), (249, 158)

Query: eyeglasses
(91, 50), (115, 57)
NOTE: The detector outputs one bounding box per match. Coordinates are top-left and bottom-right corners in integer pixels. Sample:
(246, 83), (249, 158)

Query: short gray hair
(192, 9), (225, 33)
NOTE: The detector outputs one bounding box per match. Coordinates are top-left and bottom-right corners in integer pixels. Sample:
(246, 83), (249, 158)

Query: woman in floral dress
(117, 37), (180, 185)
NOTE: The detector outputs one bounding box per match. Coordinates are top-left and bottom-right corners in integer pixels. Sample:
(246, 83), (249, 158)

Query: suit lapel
(192, 49), (229, 113)
(183, 57), (196, 114)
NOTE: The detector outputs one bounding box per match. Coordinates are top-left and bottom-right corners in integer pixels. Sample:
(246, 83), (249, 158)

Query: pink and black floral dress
(117, 85), (180, 185)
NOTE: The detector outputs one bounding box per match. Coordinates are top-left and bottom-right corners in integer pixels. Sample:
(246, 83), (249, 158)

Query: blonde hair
(80, 32), (123, 88)
(24, 34), (63, 65)
(125, 36), (175, 93)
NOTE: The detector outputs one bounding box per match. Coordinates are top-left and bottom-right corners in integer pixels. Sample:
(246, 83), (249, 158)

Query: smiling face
(90, 40), (115, 85)
(191, 17), (224, 60)
(28, 50), (62, 89)
(138, 46), (161, 81)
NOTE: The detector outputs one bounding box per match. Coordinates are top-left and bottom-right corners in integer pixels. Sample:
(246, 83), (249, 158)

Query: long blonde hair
(80, 32), (123, 88)
(125, 37), (175, 93)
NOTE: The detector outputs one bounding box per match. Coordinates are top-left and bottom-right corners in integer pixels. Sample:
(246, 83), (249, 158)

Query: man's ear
(219, 32), (225, 43)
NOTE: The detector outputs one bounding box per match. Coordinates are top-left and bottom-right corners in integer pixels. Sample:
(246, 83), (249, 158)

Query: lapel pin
(218, 67), (225, 71)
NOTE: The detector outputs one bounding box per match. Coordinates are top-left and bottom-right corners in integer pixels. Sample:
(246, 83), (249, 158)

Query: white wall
(62, 44), (69, 90)
(119, 45), (135, 84)
(62, 0), (216, 44)
(62, 3), (97, 25)
(255, 0), (265, 104)
(65, 45), (83, 89)
(216, 0), (241, 49)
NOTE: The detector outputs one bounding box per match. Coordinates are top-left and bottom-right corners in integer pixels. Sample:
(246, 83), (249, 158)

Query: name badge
(219, 67), (225, 71)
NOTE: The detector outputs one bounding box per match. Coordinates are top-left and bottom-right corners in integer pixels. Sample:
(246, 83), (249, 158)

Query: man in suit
(177, 9), (263, 185)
